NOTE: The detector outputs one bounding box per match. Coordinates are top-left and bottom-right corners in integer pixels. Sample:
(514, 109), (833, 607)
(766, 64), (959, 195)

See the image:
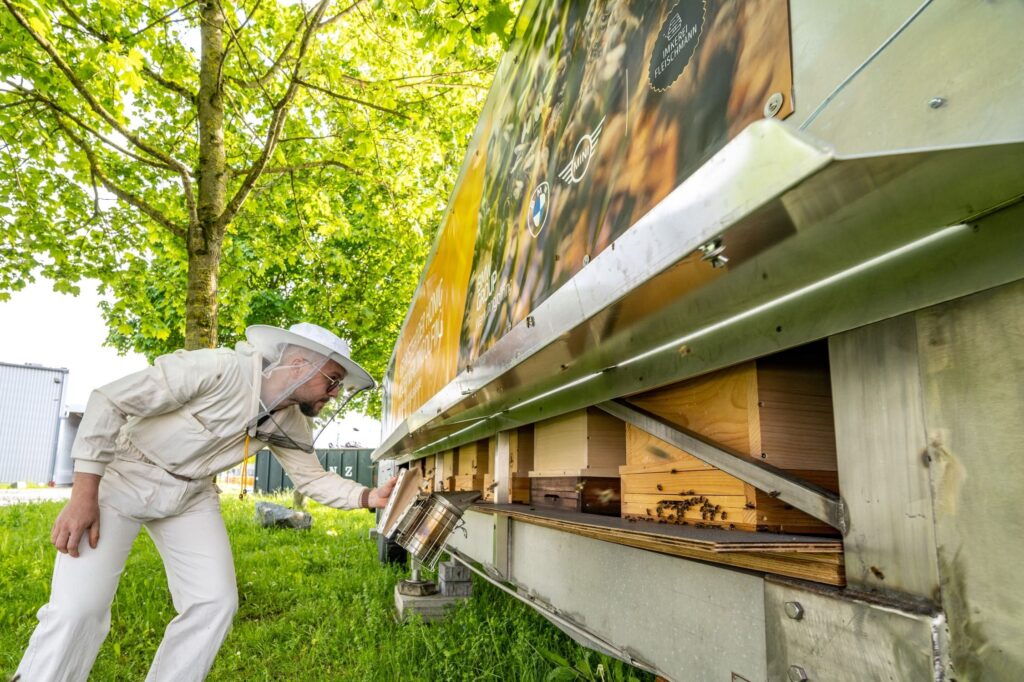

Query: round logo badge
(648, 1), (706, 92)
(528, 181), (550, 237)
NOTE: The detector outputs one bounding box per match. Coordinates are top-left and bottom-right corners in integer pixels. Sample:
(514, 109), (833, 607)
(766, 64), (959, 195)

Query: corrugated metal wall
(0, 362), (68, 483)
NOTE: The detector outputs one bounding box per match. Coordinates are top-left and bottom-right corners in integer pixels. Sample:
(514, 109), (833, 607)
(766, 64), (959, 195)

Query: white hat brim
(245, 325), (376, 391)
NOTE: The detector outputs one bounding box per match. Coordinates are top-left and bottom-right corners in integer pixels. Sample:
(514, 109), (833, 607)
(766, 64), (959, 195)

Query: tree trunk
(188, 0), (228, 350)
(185, 244), (222, 349)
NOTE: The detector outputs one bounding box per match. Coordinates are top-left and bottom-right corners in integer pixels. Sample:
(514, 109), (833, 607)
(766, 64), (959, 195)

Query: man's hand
(366, 476), (398, 509)
(51, 472), (102, 557)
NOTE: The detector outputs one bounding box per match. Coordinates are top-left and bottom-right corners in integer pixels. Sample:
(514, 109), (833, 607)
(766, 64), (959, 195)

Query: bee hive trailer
(373, 2), (1024, 680)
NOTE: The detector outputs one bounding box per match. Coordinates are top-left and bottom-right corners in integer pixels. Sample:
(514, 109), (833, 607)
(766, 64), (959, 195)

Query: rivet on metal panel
(928, 97), (946, 109)
(784, 601), (804, 620)
(698, 238), (729, 268)
(787, 665), (809, 682)
(764, 92), (784, 118)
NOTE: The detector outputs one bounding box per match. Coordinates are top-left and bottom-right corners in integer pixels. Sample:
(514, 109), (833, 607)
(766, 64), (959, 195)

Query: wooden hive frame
(620, 342), (839, 535)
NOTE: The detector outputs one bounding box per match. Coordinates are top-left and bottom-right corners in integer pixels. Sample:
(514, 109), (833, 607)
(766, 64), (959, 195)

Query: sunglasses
(307, 362), (345, 392)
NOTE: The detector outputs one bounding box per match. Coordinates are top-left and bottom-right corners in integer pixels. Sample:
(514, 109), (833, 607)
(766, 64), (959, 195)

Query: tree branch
(383, 67), (491, 82)
(54, 117), (187, 240)
(5, 80), (177, 172)
(142, 66), (198, 104)
(216, 0), (330, 232)
(4, 0), (198, 226)
(296, 78), (409, 119)
(229, 29), (296, 90)
(232, 159), (360, 176)
(127, 0), (199, 39)
(318, 0), (362, 28)
(55, 0), (197, 104)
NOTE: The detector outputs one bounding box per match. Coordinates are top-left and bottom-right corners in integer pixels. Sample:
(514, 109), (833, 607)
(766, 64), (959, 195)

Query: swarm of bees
(626, 494), (735, 528)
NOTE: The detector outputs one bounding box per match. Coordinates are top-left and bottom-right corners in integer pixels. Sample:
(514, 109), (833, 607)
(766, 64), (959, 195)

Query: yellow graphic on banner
(386, 133), (490, 432)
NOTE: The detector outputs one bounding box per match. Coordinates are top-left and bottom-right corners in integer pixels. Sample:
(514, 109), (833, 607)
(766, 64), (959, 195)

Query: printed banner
(385, 0), (792, 433)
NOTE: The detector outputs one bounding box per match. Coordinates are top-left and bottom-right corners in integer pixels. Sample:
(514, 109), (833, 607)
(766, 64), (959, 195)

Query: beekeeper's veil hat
(246, 322), (375, 413)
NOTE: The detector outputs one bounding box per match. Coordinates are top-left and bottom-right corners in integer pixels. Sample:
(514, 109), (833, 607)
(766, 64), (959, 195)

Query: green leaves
(0, 0), (517, 417)
(482, 4), (516, 39)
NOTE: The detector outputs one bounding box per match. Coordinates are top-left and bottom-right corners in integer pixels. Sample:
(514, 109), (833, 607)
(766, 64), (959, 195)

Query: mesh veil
(245, 331), (372, 453)
(251, 339), (333, 414)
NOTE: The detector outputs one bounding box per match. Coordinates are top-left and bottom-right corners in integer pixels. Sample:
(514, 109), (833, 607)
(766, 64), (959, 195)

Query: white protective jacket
(71, 342), (367, 509)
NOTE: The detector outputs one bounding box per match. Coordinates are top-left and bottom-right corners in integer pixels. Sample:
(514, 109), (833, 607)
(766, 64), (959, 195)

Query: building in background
(0, 361), (69, 485)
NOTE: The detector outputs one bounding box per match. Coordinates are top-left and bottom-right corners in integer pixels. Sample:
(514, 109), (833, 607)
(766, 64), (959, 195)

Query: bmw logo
(528, 181), (550, 237)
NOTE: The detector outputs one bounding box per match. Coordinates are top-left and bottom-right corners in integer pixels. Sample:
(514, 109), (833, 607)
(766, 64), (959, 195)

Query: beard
(298, 401), (322, 417)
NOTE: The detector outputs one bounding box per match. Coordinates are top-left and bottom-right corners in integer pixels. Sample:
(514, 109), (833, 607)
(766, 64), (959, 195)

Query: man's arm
(272, 444), (396, 509)
(72, 348), (227, 476)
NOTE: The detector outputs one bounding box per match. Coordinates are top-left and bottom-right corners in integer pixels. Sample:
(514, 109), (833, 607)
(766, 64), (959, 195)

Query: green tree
(0, 0), (513, 412)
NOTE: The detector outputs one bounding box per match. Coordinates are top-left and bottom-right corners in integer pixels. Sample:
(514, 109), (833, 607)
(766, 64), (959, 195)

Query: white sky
(0, 277), (382, 447)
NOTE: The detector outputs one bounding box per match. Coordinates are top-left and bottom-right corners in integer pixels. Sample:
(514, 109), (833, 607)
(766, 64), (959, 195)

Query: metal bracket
(596, 399), (847, 533)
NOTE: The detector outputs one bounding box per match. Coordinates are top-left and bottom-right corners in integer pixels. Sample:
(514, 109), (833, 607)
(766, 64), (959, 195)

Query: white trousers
(17, 453), (238, 682)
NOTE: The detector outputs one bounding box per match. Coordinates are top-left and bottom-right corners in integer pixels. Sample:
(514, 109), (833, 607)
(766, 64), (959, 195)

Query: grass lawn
(0, 496), (651, 681)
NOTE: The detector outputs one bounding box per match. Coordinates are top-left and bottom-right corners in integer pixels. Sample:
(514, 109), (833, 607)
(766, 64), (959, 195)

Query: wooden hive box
(434, 449), (458, 492)
(530, 408), (625, 477)
(531, 476), (621, 516)
(415, 455), (436, 494)
(530, 408), (625, 516)
(453, 473), (485, 493)
(452, 438), (491, 494)
(508, 426), (534, 504)
(457, 439), (490, 477)
(620, 343), (839, 535)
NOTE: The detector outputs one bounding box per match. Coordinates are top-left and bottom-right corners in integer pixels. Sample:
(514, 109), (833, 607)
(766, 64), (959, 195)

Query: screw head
(928, 97), (946, 109)
(784, 601), (804, 620)
(787, 665), (809, 682)
(764, 92), (785, 118)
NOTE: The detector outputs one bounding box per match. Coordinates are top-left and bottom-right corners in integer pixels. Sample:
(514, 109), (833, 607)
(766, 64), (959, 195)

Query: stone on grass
(255, 501), (312, 530)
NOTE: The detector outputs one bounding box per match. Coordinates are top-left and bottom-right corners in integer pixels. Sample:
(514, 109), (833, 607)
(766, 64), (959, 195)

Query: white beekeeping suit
(17, 323), (379, 682)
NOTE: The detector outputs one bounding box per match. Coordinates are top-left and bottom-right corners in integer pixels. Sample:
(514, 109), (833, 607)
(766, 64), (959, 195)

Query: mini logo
(528, 181), (550, 237)
(558, 117), (605, 185)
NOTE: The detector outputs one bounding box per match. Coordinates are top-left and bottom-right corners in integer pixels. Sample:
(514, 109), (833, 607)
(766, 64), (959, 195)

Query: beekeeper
(16, 322), (397, 682)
